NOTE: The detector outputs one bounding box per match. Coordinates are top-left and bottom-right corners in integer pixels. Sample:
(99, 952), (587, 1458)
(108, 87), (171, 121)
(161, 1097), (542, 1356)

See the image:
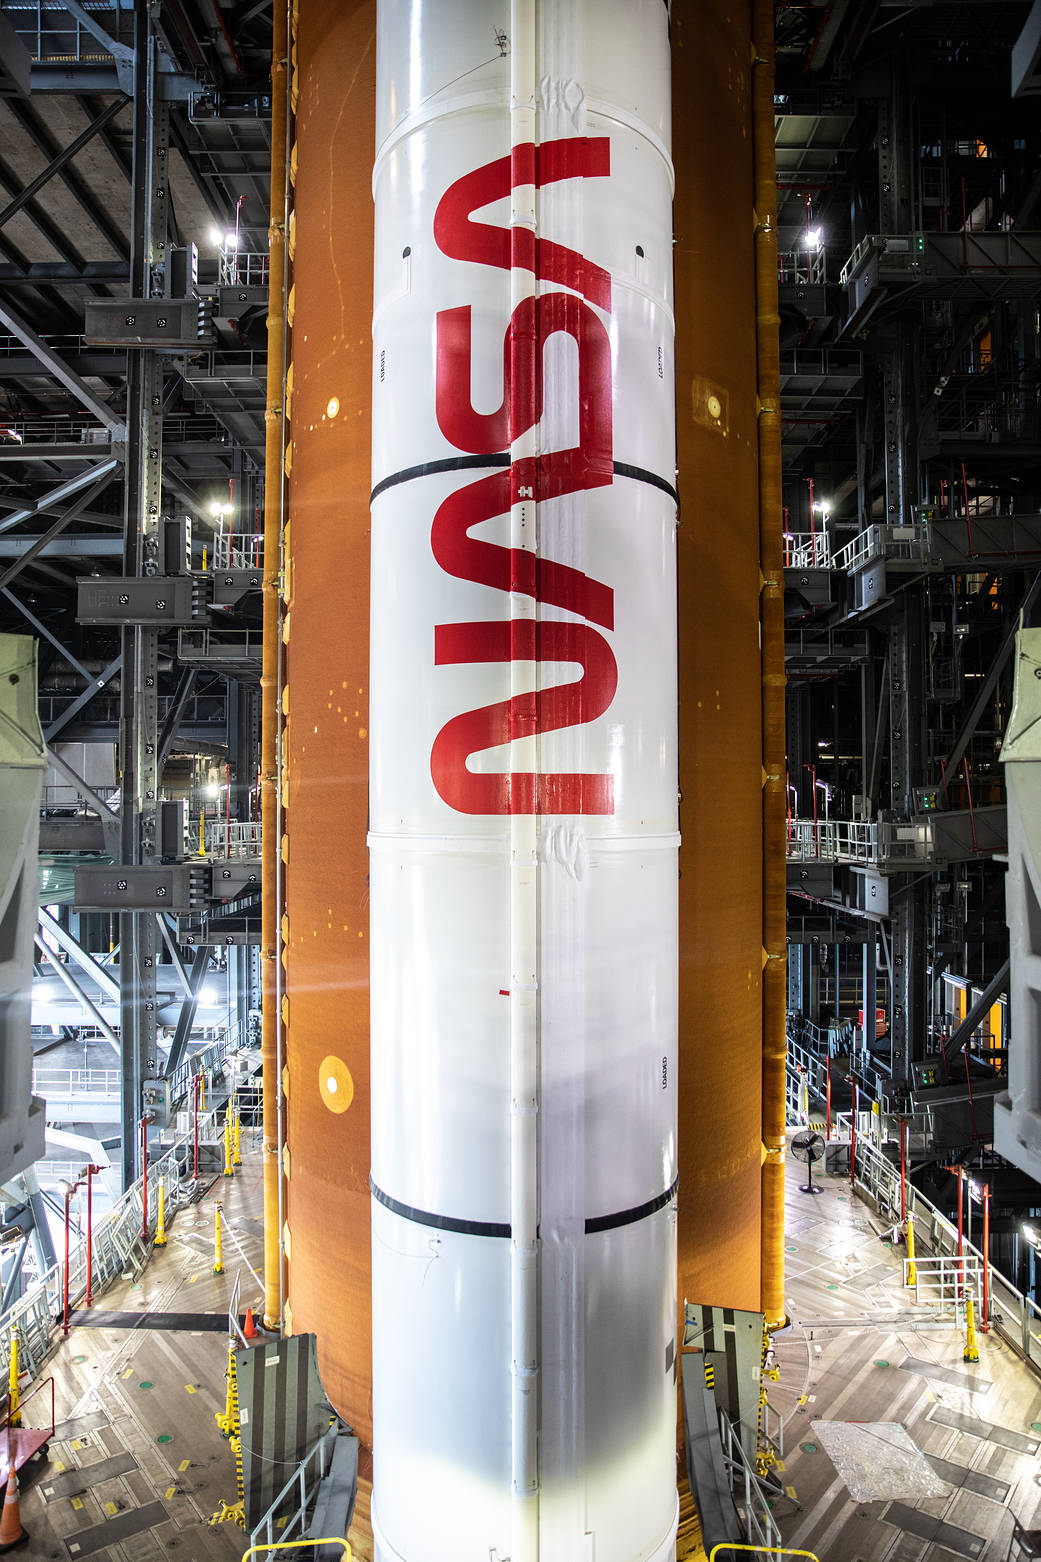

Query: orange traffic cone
(0, 1467), (28, 1551)
(243, 1307), (259, 1340)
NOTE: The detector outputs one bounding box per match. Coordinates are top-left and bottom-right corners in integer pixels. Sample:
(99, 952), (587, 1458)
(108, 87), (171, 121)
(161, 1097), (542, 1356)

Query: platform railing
(783, 531), (833, 569)
(195, 820), (262, 858)
(167, 1018), (249, 1108)
(717, 1406), (783, 1556)
(0, 1104), (226, 1375)
(836, 1111), (1041, 1373)
(836, 521), (933, 574)
(247, 1425), (341, 1550)
(31, 1067), (121, 1099)
(786, 817), (932, 866)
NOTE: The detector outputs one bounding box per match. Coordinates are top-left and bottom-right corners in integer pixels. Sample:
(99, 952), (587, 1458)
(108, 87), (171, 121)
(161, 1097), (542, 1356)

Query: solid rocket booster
(369, 3), (678, 1560)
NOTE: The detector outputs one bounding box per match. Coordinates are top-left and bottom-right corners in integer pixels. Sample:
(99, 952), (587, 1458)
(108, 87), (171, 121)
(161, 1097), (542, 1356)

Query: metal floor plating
(773, 1140), (1041, 1562)
(9, 1144), (267, 1561)
(21, 1126), (1041, 1562)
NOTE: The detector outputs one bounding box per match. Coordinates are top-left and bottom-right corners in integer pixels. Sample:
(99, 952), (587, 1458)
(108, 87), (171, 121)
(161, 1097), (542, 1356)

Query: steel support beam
(862, 937), (877, 1056)
(157, 914), (194, 999)
(3, 588), (95, 685)
(43, 744), (121, 857)
(119, 7), (168, 1189)
(0, 461), (120, 536)
(0, 97), (127, 231)
(44, 655), (122, 744)
(0, 471), (117, 593)
(37, 907), (121, 1005)
(0, 300), (124, 436)
(164, 944), (210, 1082)
(157, 665), (198, 774)
(0, 1234), (30, 1315)
(34, 937), (120, 1054)
(939, 572), (1041, 791)
(946, 957), (1010, 1061)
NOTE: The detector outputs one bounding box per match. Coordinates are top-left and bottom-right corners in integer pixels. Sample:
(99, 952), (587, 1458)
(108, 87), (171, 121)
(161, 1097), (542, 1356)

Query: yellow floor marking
(70, 1438), (81, 1450)
(71, 1497), (84, 1511)
(797, 1394), (808, 1405)
(178, 1460), (190, 1472)
(166, 1485), (176, 1500)
(925, 1390), (936, 1402)
(105, 1500), (118, 1516)
(122, 1368), (133, 1380)
(785, 1485), (798, 1500)
(184, 1384), (196, 1394)
(775, 1459), (786, 1472)
(52, 1459), (66, 1473)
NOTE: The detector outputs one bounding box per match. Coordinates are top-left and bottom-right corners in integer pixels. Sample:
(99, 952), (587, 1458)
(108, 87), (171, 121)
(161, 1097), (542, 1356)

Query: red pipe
(850, 1081), (858, 1185)
(193, 1074), (201, 1181)
(140, 1116), (149, 1242)
(957, 1166), (964, 1297)
(85, 1165), (95, 1310)
(900, 1118), (907, 1223)
(62, 1186), (72, 1336)
(982, 1184), (990, 1332)
(961, 462), (976, 558)
(826, 1053), (832, 1141)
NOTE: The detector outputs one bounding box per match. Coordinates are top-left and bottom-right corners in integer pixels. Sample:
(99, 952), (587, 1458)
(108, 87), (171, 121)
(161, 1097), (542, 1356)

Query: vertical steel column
(119, 5), (168, 1188)
(862, 936), (877, 1056)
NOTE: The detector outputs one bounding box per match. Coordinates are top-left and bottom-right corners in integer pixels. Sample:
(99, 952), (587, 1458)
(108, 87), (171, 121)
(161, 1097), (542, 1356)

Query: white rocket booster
(369, 3), (679, 1558)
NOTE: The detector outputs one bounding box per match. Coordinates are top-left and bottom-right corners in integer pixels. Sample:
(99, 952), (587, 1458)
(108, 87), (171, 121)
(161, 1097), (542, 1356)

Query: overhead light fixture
(1024, 1223), (1039, 1247)
(201, 985), (218, 1006)
(225, 232), (239, 249)
(208, 225), (223, 246)
(208, 499), (224, 518)
(804, 226), (822, 250)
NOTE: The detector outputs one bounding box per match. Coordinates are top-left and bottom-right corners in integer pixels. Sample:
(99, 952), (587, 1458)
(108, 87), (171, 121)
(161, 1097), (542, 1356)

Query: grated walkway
(773, 1137), (1041, 1561)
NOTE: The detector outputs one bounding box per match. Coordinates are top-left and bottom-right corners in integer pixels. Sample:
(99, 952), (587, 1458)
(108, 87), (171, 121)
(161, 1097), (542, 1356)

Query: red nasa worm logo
(429, 136), (617, 816)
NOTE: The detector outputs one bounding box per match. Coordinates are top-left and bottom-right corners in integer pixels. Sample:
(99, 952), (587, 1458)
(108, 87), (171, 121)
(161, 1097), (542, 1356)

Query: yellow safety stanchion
(233, 1113), (242, 1167)
(154, 1176), (167, 1246)
(214, 1204), (225, 1274)
(212, 1336), (247, 1530)
(905, 1211), (917, 1287)
(223, 1115), (234, 1178)
(215, 1338), (237, 1438)
(241, 1543), (352, 1562)
(198, 812), (207, 856)
(7, 1329), (20, 1428)
(200, 1072), (207, 1110)
(708, 1548), (821, 1562)
(964, 1295), (980, 1362)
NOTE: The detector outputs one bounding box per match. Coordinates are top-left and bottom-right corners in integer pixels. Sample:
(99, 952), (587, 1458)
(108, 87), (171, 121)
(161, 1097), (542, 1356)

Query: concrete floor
(773, 1142), (1041, 1561)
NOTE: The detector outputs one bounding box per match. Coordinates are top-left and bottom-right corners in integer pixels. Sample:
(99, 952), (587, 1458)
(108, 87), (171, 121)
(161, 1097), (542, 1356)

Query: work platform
(773, 1139), (1041, 1561)
(13, 1123), (1041, 1561)
(5, 1140), (282, 1561)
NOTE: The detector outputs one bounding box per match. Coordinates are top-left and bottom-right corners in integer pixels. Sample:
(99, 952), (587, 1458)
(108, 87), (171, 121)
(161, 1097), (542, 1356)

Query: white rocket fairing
(368, 3), (678, 1558)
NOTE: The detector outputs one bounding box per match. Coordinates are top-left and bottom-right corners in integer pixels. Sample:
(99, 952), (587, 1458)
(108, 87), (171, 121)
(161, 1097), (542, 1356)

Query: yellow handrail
(708, 1547), (821, 1562)
(241, 1541), (351, 1562)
